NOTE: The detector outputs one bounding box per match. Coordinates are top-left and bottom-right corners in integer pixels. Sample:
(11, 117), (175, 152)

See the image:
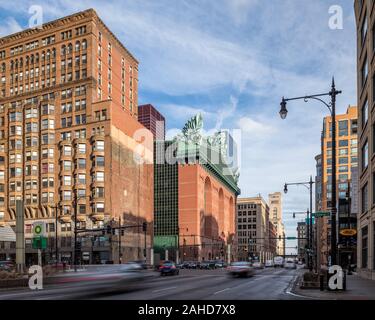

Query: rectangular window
(362, 226), (368, 268)
(78, 174), (86, 185)
(338, 120), (348, 136)
(362, 140), (369, 170)
(78, 143), (86, 154)
(362, 15), (368, 44)
(362, 183), (369, 214)
(338, 140), (348, 147)
(362, 56), (368, 88)
(95, 141), (104, 151)
(362, 99), (368, 127)
(95, 172), (104, 182)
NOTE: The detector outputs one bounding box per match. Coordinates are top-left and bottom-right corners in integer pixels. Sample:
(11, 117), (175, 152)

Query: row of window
(238, 204), (257, 210)
(3, 28), (87, 59)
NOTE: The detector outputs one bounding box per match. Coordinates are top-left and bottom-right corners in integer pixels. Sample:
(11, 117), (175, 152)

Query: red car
(159, 261), (179, 276)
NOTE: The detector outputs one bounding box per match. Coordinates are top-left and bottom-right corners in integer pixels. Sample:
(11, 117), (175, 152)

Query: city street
(0, 267), (304, 300)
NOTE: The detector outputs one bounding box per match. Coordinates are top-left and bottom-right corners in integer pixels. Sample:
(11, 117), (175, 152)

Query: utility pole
(55, 205), (58, 268)
(118, 215), (122, 264)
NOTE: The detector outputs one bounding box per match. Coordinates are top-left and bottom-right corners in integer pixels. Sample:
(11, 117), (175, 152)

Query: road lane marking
(152, 286), (177, 293)
(214, 288), (231, 295)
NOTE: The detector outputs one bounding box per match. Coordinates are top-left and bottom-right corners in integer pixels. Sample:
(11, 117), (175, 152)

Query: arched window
(67, 43), (73, 54)
(52, 48), (56, 58)
(19, 58), (23, 68)
(30, 55), (34, 64)
(61, 45), (66, 56)
(10, 60), (14, 70)
(46, 50), (50, 60)
(75, 41), (80, 52)
(26, 56), (29, 66)
(82, 39), (87, 50)
(35, 53), (39, 64)
(1, 63), (5, 73)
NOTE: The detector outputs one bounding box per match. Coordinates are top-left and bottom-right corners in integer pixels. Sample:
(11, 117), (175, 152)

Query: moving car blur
(159, 261), (179, 276)
(227, 261), (254, 278)
(46, 262), (154, 296)
(0, 260), (15, 272)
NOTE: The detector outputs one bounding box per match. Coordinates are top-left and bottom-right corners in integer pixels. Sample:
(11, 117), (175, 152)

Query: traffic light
(106, 225), (111, 234)
(293, 213), (295, 218)
(76, 242), (82, 251)
(142, 222), (147, 232)
(121, 229), (124, 236)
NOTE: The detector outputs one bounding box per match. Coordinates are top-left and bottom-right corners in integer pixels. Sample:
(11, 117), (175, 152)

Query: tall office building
(0, 9), (153, 264)
(237, 196), (276, 263)
(319, 105), (358, 267)
(268, 192), (285, 256)
(355, 0), (375, 280)
(138, 104), (165, 140)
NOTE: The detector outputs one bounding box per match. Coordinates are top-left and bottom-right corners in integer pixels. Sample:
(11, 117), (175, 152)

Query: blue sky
(0, 0), (357, 253)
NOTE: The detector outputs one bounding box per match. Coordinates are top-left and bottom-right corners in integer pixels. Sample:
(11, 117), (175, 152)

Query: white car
(265, 260), (274, 267)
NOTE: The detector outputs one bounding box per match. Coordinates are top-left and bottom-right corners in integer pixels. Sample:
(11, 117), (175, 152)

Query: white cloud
(0, 17), (22, 37)
(237, 116), (274, 137)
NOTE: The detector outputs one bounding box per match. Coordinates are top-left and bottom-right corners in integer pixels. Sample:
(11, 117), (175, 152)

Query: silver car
(227, 262), (255, 278)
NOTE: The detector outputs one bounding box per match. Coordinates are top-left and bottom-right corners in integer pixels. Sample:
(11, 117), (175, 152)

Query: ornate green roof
(173, 113), (241, 195)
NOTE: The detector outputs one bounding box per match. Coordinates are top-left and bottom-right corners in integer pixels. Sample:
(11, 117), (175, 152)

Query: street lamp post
(284, 179), (314, 271)
(280, 78), (342, 266)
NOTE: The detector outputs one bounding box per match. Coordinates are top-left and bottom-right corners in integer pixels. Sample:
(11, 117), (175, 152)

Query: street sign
(340, 229), (357, 237)
(305, 217), (315, 225)
(33, 221), (46, 237)
(32, 236), (47, 249)
(314, 211), (330, 217)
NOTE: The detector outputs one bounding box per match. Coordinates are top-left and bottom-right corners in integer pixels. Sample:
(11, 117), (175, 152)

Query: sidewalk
(292, 269), (375, 300)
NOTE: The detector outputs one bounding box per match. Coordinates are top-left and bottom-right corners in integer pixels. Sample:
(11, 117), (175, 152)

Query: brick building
(0, 9), (153, 265)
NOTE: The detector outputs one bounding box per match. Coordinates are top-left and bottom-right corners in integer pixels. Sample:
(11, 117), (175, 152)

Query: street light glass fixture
(279, 98), (288, 119)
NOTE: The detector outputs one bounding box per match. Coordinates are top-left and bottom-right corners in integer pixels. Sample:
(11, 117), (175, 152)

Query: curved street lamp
(279, 78), (342, 267)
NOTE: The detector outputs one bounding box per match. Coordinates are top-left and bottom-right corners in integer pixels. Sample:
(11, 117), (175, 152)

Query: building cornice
(0, 8), (138, 64)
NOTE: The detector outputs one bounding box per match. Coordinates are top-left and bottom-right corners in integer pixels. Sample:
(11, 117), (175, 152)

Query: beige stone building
(354, 0), (375, 280)
(0, 9), (153, 265)
(237, 196), (276, 262)
(268, 192), (285, 256)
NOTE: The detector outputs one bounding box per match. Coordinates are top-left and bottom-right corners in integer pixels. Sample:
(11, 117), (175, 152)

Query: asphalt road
(0, 267), (306, 300)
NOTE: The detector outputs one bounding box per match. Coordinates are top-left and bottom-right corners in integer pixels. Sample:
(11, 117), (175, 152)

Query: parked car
(207, 261), (217, 269)
(284, 260), (297, 269)
(214, 260), (227, 268)
(188, 261), (198, 269)
(159, 261), (179, 276)
(227, 261), (255, 278)
(0, 260), (15, 272)
(181, 261), (191, 269)
(252, 261), (264, 269)
(265, 260), (274, 268)
(199, 261), (210, 269)
(176, 263), (184, 269)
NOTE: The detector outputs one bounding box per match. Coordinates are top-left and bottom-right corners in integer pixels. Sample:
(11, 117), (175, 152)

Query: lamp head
(279, 98), (288, 119)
